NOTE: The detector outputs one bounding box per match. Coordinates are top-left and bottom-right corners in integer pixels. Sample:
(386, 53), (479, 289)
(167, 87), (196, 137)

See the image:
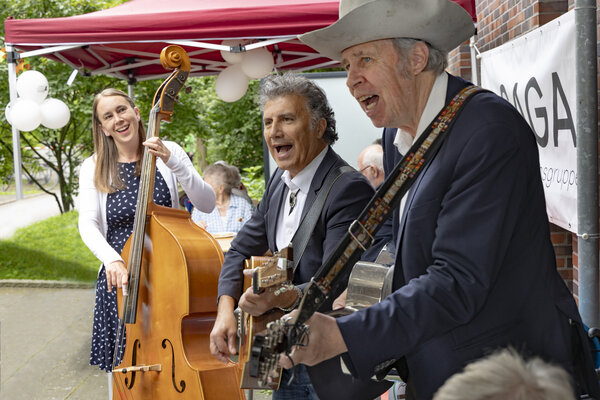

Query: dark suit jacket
(337, 75), (600, 399)
(218, 146), (374, 308)
(218, 147), (391, 399)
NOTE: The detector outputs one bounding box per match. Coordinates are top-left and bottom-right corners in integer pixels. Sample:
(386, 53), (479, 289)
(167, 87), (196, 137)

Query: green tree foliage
(1, 0), (266, 210)
(0, 0), (125, 212)
(193, 77), (263, 171)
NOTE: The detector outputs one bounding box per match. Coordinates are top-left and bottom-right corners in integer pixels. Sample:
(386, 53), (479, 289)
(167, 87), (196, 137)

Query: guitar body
(113, 205), (245, 399)
(328, 260), (393, 317)
(238, 250), (292, 390)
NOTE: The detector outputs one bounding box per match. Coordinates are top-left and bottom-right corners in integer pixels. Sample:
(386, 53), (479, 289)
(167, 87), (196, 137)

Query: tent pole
(6, 44), (24, 201)
(469, 36), (479, 86)
(127, 72), (136, 100)
(575, 0), (599, 327)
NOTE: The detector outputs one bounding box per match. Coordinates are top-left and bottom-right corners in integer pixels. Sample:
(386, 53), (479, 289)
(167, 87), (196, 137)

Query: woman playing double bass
(77, 88), (215, 396)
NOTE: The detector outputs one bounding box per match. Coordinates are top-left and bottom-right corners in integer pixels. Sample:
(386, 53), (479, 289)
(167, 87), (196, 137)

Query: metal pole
(469, 36), (479, 86)
(6, 44), (24, 200)
(127, 82), (134, 100)
(575, 0), (599, 327)
(127, 64), (136, 100)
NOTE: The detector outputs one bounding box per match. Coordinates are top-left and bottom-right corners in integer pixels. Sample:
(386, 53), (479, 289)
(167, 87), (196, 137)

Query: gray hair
(204, 162), (235, 195)
(259, 72), (338, 145)
(433, 348), (576, 400)
(392, 38), (448, 76)
(360, 144), (384, 172)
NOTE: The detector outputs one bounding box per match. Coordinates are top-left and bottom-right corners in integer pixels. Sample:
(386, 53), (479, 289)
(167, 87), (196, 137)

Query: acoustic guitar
(243, 244), (401, 396)
(237, 246), (293, 390)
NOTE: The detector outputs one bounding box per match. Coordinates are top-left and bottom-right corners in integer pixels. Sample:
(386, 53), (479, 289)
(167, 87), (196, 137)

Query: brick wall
(446, 0), (596, 300)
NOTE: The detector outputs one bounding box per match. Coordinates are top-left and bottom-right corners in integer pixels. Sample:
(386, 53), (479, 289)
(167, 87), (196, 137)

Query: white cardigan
(78, 140), (215, 269)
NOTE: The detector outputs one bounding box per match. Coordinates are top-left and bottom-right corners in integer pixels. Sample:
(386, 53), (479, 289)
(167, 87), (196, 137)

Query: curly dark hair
(259, 72), (338, 145)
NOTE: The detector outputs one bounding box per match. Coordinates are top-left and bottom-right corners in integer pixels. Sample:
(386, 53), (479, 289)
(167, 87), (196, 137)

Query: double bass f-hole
(162, 338), (186, 393)
(124, 340), (141, 389)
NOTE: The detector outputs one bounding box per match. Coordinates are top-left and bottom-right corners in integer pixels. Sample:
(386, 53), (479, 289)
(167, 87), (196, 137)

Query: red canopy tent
(3, 0), (476, 200)
(4, 0), (341, 81)
(4, 0), (477, 82)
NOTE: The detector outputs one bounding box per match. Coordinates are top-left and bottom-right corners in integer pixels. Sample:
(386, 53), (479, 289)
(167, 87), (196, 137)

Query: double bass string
(111, 104), (160, 378)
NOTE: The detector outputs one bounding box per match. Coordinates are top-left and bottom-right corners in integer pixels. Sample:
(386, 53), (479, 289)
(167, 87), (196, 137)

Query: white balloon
(220, 40), (248, 64)
(5, 102), (13, 125)
(10, 99), (41, 132)
(241, 47), (274, 79)
(215, 64), (249, 103)
(40, 98), (71, 129)
(16, 70), (49, 103)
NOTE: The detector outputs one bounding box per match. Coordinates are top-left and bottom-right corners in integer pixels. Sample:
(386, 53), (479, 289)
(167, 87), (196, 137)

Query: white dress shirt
(394, 72), (448, 220)
(275, 146), (329, 251)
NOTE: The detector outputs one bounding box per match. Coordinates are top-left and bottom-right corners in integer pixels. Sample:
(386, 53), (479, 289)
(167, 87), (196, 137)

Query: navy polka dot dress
(90, 162), (172, 371)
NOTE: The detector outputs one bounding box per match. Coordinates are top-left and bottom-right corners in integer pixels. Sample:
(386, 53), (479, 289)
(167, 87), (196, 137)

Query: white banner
(480, 10), (577, 232)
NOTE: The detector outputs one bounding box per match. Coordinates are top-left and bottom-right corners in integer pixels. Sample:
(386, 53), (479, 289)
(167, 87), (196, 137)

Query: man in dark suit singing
(209, 72), (376, 399)
(278, 0), (600, 399)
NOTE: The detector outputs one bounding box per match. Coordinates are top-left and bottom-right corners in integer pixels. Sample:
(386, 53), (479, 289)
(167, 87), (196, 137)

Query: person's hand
(238, 269), (298, 317)
(278, 311), (348, 369)
(209, 296), (238, 363)
(332, 288), (348, 310)
(105, 260), (128, 293)
(143, 136), (171, 164)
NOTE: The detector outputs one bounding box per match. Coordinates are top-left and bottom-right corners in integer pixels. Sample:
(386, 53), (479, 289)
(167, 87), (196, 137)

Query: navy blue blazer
(217, 146), (374, 308)
(337, 75), (600, 399)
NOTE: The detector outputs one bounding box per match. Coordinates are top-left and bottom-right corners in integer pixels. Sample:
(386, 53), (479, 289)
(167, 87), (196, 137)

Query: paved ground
(0, 193), (270, 399)
(0, 192), (62, 239)
(0, 282), (270, 400)
(0, 285), (105, 400)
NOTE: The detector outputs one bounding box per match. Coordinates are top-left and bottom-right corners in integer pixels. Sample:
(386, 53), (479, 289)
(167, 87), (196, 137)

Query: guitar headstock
(247, 315), (309, 387)
(252, 246), (293, 294)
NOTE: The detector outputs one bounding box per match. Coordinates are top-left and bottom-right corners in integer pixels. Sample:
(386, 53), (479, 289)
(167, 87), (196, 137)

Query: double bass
(111, 45), (245, 400)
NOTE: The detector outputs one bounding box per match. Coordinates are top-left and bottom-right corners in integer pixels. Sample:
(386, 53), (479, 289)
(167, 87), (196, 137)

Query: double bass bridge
(113, 364), (162, 373)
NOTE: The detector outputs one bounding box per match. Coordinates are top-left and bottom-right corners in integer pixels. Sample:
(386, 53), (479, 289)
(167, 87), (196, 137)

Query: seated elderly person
(192, 162), (253, 234)
(219, 161), (255, 209)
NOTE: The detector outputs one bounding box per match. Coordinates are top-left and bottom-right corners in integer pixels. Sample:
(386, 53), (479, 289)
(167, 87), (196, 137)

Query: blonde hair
(91, 88), (146, 193)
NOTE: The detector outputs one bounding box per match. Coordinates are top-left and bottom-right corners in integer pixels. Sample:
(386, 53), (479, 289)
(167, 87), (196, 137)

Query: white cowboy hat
(299, 0), (475, 61)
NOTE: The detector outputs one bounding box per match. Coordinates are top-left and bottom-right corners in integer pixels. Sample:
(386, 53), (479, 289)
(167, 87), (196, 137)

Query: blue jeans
(272, 364), (319, 400)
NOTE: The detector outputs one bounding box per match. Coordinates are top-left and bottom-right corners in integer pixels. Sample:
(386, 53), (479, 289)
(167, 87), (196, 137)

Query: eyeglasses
(359, 165), (372, 173)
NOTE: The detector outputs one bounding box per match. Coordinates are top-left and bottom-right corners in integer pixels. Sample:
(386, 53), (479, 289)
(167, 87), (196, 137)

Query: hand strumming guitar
(238, 268), (299, 317)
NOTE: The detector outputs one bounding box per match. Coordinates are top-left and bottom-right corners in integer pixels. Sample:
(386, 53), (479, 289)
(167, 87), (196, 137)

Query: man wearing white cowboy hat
(277, 0), (600, 399)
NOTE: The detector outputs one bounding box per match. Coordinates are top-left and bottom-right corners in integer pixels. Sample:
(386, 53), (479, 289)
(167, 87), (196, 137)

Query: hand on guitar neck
(276, 311), (347, 369)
